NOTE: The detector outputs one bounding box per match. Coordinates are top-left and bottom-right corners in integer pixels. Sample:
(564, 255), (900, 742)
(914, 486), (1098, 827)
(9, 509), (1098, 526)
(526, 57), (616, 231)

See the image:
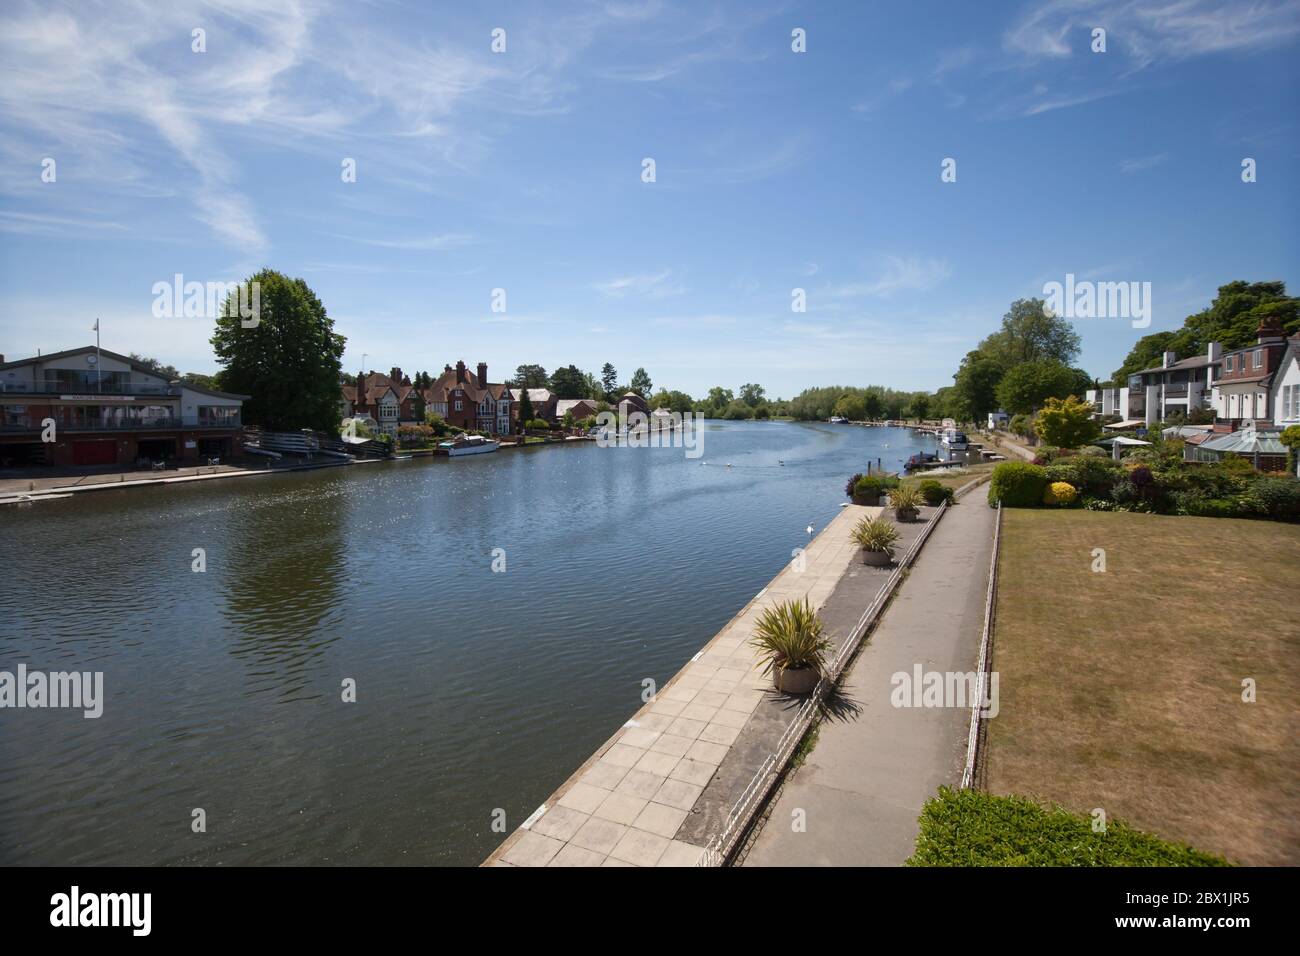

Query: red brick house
(1213, 315), (1290, 424)
(341, 367), (424, 436)
(425, 361), (514, 435)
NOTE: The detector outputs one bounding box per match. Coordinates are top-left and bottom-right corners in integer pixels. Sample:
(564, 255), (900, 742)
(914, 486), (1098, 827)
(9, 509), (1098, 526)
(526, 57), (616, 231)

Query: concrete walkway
(740, 492), (997, 866)
(484, 503), (887, 867)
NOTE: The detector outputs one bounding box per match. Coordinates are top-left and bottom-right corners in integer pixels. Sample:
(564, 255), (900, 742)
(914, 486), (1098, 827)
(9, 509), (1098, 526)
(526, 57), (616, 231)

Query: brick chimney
(390, 366), (403, 383)
(455, 360), (467, 384)
(477, 362), (488, 385)
(1257, 313), (1285, 344)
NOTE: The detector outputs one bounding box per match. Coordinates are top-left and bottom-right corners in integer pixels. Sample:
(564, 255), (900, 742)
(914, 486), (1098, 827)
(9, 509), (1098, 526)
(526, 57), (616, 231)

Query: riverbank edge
(482, 477), (989, 867)
(0, 436), (599, 503)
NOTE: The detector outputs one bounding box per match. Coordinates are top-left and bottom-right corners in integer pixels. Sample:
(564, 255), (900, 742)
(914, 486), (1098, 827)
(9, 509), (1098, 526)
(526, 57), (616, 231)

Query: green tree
(1113, 281), (1299, 380)
(834, 394), (867, 421)
(129, 353), (181, 381)
(210, 269), (346, 433)
(650, 388), (695, 414)
(979, 297), (1082, 368)
(513, 364), (548, 388)
(863, 392), (885, 420)
(952, 351), (1004, 423)
(1034, 396), (1101, 448)
(996, 360), (1090, 416)
(721, 400), (754, 420)
(739, 383), (766, 407)
(1281, 424), (1300, 476)
(700, 386), (734, 417)
(600, 363), (619, 400)
(516, 388), (535, 431)
(549, 364), (588, 398)
(908, 393), (931, 421)
(629, 367), (653, 397)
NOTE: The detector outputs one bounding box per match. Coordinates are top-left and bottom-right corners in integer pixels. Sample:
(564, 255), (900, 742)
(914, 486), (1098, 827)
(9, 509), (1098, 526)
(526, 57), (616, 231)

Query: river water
(0, 420), (944, 865)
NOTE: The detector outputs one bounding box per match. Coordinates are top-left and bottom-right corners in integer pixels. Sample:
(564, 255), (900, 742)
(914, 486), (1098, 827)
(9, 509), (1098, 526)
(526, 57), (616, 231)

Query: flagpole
(94, 318), (101, 393)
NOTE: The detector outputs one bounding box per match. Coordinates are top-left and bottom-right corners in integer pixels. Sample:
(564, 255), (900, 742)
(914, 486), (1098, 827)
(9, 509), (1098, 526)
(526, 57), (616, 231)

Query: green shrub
(1044, 456), (1123, 497)
(853, 474), (900, 500)
(1078, 444), (1108, 457)
(1241, 476), (1300, 520)
(987, 461), (1048, 507)
(907, 787), (1230, 867)
(1172, 493), (1242, 519)
(916, 479), (953, 506)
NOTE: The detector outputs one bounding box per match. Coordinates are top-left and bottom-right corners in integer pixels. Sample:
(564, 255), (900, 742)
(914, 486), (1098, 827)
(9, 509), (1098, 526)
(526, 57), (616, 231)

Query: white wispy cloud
(827, 257), (952, 299)
(1119, 153), (1169, 173)
(593, 269), (684, 299)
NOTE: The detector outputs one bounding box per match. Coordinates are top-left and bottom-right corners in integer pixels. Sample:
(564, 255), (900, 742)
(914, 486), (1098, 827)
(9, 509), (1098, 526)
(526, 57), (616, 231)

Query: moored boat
(439, 434), (500, 457)
(940, 429), (969, 451)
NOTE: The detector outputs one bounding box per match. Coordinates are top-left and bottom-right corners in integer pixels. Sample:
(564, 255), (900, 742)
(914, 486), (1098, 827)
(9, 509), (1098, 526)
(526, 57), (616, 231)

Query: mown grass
(986, 508), (1300, 865)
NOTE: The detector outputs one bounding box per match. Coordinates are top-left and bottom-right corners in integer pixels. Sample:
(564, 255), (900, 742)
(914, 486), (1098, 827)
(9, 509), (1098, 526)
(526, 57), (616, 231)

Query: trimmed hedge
(907, 787), (1230, 867)
(987, 461), (1048, 507)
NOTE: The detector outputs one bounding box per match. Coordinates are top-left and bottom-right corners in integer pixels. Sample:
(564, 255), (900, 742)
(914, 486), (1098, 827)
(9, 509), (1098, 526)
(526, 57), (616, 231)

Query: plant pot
(773, 665), (820, 695)
(861, 548), (891, 566)
(895, 506), (919, 522)
(851, 493), (873, 506)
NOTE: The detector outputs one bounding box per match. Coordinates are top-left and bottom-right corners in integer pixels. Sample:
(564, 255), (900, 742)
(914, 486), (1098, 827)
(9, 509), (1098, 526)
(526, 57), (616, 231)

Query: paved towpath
(484, 502), (894, 867)
(740, 489), (997, 866)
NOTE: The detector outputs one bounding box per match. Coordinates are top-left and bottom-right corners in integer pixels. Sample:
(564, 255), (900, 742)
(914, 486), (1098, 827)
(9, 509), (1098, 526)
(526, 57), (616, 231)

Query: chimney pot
(477, 362), (488, 385)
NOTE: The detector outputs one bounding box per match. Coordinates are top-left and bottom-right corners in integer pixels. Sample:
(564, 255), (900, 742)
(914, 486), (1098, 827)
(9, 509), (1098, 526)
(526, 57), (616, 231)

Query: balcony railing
(0, 381), (182, 396)
(0, 416), (239, 432)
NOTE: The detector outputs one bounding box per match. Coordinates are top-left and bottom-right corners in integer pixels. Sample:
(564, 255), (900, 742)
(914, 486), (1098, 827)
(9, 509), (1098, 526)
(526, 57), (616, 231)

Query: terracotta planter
(773, 665), (821, 695)
(861, 548), (891, 566)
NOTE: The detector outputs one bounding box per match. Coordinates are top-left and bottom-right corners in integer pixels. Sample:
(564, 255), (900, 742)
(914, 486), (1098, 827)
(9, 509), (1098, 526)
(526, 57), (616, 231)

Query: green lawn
(986, 508), (1300, 865)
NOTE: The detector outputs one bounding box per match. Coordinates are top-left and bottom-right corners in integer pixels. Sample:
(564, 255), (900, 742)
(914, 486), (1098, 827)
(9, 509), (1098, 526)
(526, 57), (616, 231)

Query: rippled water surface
(0, 421), (947, 865)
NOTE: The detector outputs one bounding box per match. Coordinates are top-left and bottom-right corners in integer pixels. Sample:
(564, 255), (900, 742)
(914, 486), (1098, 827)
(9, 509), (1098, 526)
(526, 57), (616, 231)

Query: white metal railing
(960, 501), (1002, 789)
(696, 499), (951, 866)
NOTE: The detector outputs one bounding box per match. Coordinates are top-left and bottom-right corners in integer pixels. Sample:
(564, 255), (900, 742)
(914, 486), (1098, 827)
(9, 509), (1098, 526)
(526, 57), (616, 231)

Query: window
(1254, 350), (1263, 369)
(1224, 355), (1233, 372)
(455, 400), (462, 411)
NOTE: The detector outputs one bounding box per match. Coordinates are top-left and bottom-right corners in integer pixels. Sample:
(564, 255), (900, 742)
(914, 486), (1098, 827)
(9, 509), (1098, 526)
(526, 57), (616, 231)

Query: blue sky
(1, 0), (1297, 397)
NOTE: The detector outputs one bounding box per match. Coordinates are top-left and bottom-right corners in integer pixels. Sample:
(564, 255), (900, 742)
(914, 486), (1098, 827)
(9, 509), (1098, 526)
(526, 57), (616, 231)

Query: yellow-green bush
(1042, 481), (1078, 506)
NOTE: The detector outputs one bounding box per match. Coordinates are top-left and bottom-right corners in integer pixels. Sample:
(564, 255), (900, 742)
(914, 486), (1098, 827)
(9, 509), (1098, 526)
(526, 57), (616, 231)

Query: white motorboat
(940, 429), (969, 451)
(439, 434), (500, 457)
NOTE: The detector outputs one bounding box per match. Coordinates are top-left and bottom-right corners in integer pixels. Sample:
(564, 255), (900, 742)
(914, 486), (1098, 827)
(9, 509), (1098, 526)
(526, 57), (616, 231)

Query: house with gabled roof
(425, 361), (514, 435)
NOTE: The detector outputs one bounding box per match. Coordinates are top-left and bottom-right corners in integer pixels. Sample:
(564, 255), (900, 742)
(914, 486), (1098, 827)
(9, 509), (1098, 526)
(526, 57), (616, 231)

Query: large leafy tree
(739, 383), (766, 407)
(908, 393), (931, 421)
(211, 269), (346, 433)
(548, 364), (588, 398)
(995, 359), (1091, 415)
(1035, 396), (1101, 448)
(649, 388), (695, 413)
(979, 297), (1082, 368)
(952, 351), (1004, 422)
(513, 364), (548, 388)
(1113, 281), (1299, 381)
